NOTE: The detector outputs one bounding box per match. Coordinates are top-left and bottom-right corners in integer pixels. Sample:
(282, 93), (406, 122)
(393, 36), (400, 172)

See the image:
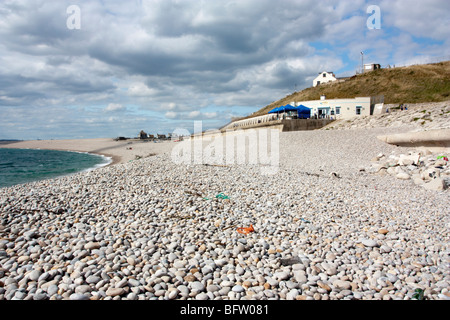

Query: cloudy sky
(1, 0), (449, 139)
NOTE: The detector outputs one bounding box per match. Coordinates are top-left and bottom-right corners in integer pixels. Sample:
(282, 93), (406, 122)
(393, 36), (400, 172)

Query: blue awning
(296, 104), (311, 118)
(278, 104), (297, 112)
(268, 106), (281, 114)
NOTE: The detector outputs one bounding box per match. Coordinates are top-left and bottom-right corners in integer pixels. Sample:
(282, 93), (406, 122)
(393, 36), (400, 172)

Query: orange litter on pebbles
(237, 224), (255, 234)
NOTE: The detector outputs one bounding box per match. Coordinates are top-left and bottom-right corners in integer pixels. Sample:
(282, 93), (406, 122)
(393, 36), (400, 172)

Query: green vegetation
(412, 288), (425, 300)
(246, 60), (450, 120)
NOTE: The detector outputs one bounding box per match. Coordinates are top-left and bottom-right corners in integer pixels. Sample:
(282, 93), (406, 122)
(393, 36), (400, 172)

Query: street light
(361, 51), (364, 73)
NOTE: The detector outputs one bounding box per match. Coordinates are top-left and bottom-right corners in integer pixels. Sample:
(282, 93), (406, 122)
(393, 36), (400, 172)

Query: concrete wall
(372, 103), (386, 115)
(280, 119), (334, 132)
(377, 128), (450, 153)
(221, 118), (334, 133)
(192, 119), (334, 140)
(222, 113), (280, 130)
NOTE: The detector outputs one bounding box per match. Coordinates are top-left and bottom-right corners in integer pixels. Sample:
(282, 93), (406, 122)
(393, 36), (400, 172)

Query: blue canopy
(268, 104), (311, 118)
(268, 106), (281, 114)
(280, 104), (297, 112)
(296, 104), (311, 118)
(268, 104), (297, 114)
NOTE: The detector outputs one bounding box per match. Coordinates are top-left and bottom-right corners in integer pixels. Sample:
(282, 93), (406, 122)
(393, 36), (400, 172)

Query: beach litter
(437, 155), (448, 161)
(237, 224), (254, 235)
(203, 193), (229, 200)
(413, 288), (425, 300)
(215, 193), (230, 199)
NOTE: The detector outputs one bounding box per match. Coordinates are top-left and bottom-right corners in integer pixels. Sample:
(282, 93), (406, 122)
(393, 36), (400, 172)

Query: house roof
(318, 71), (334, 74)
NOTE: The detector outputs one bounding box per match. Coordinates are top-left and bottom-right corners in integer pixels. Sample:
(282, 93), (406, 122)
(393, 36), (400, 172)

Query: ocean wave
(81, 154), (112, 172)
(0, 149), (113, 188)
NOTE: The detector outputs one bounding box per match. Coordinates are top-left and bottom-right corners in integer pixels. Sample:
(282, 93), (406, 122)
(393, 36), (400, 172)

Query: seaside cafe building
(291, 96), (371, 119)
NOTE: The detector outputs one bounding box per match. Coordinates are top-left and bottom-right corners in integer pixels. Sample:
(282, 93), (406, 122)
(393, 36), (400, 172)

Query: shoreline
(0, 138), (172, 188)
(0, 138), (175, 166)
(0, 148), (114, 189)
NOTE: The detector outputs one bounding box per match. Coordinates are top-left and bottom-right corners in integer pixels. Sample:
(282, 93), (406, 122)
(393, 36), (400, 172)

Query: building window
(323, 73), (326, 77)
(335, 107), (341, 115)
(356, 106), (362, 115)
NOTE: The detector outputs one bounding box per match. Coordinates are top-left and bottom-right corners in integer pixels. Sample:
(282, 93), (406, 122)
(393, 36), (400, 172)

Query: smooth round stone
(154, 290), (165, 297)
(386, 274), (398, 283)
(353, 292), (363, 299)
(190, 281), (205, 292)
(333, 280), (352, 290)
(207, 284), (220, 292)
(286, 289), (300, 300)
(128, 279), (141, 287)
(127, 292), (137, 300)
(177, 285), (189, 297)
(214, 259), (227, 267)
(47, 284), (59, 296)
(86, 275), (101, 284)
(232, 285), (245, 293)
(185, 245), (196, 254)
(201, 266), (213, 275)
(106, 287), (125, 297)
(85, 242), (101, 250)
(75, 285), (92, 294)
(38, 272), (50, 282)
(196, 292), (209, 300)
(70, 293), (90, 300)
(274, 271), (290, 281)
(13, 291), (27, 300)
(361, 239), (379, 247)
(168, 253), (178, 262)
(33, 293), (48, 300)
(235, 265), (244, 275)
(28, 270), (42, 282)
(168, 289), (179, 299)
(220, 280), (234, 287)
(127, 257), (136, 266)
(173, 260), (187, 269)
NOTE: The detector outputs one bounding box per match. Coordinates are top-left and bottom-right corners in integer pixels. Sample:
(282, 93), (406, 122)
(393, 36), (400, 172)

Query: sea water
(0, 148), (111, 188)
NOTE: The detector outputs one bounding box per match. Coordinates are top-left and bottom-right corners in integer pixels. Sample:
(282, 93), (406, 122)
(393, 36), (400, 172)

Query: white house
(363, 63), (381, 73)
(293, 96), (372, 120)
(313, 71), (337, 87)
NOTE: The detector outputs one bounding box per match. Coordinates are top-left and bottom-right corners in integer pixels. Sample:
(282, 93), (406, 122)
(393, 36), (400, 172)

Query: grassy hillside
(247, 60), (450, 119)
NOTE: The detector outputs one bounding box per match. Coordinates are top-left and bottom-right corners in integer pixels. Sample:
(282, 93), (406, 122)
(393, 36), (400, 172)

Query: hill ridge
(246, 60), (450, 120)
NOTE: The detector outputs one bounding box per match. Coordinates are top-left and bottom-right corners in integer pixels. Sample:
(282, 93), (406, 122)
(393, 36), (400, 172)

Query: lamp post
(361, 51), (364, 73)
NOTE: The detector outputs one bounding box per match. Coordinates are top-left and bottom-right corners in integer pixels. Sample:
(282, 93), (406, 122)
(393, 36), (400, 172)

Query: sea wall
(280, 119), (334, 132)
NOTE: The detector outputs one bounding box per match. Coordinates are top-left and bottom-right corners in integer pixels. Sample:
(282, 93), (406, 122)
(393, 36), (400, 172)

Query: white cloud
(187, 111), (201, 119)
(0, 0), (448, 139)
(104, 103), (126, 112)
(165, 111), (178, 119)
(380, 0), (450, 40)
(127, 82), (157, 97)
(204, 112), (218, 119)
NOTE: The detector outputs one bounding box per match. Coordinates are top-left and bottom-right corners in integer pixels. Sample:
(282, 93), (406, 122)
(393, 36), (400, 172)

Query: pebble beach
(0, 117), (449, 300)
